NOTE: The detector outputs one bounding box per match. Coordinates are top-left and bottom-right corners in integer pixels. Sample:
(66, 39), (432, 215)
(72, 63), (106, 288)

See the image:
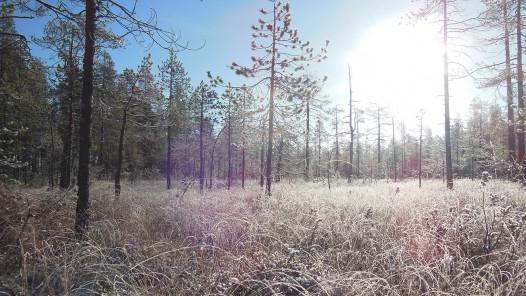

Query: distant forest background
(1, 0), (525, 196)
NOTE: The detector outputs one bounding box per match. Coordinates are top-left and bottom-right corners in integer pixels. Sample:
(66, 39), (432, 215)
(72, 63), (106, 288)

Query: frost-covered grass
(1, 178), (526, 295)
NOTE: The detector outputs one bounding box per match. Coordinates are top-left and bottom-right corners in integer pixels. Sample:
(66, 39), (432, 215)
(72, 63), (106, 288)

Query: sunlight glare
(347, 18), (446, 133)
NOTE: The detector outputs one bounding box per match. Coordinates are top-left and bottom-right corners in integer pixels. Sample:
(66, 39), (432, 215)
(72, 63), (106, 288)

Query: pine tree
(159, 49), (190, 189)
(227, 1), (328, 195)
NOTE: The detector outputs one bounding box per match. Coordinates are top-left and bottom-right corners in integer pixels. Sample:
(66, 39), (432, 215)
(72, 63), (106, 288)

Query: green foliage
(0, 16), (49, 180)
(158, 48), (191, 136)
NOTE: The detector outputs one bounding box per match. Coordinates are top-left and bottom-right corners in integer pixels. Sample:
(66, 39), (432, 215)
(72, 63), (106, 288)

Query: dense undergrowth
(1, 178), (526, 295)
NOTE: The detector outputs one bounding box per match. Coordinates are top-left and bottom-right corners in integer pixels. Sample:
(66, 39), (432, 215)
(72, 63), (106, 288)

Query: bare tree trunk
(356, 111), (360, 178)
(241, 144), (246, 188)
(49, 114), (55, 187)
(327, 138), (331, 190)
(167, 124), (172, 189)
(265, 9), (277, 196)
(75, 0), (96, 236)
(59, 97), (73, 188)
(199, 90), (205, 194)
(210, 124), (226, 190)
(260, 123), (265, 188)
(242, 93), (246, 189)
(99, 114), (105, 167)
(305, 98), (310, 180)
(504, 1), (516, 164)
(392, 117), (396, 182)
(471, 134), (475, 181)
(277, 136), (284, 182)
(419, 115), (423, 188)
(443, 0), (454, 189)
(227, 98), (232, 189)
(335, 108), (339, 174)
(208, 150), (214, 190)
(98, 64), (106, 171)
(377, 109), (381, 175)
(166, 65), (174, 190)
(401, 122), (405, 181)
(517, 0), (525, 167)
(348, 65), (354, 182)
(318, 120), (322, 178)
(60, 31), (76, 189)
(114, 109), (127, 197)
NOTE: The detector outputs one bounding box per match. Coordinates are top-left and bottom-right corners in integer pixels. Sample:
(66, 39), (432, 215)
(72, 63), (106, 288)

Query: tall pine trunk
(49, 114), (55, 187)
(114, 109), (127, 197)
(98, 114), (105, 168)
(227, 98), (232, 189)
(199, 89), (205, 194)
(356, 112), (360, 178)
(166, 67), (174, 190)
(443, 0), (454, 189)
(241, 93), (246, 189)
(276, 136), (284, 182)
(59, 101), (72, 188)
(265, 5), (277, 196)
(419, 115), (423, 188)
(260, 122), (265, 188)
(305, 98), (310, 180)
(75, 0), (96, 236)
(335, 108), (339, 173)
(504, 1), (516, 164)
(392, 117), (396, 182)
(517, 0), (525, 166)
(377, 109), (381, 173)
(348, 65), (354, 182)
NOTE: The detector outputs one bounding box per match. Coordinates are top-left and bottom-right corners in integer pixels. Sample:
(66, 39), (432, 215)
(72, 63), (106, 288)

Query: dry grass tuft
(1, 178), (525, 295)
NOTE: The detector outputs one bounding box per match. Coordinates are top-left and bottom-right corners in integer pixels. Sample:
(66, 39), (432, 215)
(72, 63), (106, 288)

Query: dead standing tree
(411, 0), (459, 189)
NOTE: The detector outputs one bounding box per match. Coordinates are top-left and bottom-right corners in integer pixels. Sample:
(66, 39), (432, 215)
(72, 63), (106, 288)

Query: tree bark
(227, 97), (232, 189)
(59, 103), (72, 188)
(166, 64), (174, 190)
(75, 0), (96, 236)
(443, 0), (454, 189)
(265, 4), (277, 196)
(199, 89), (205, 194)
(377, 109), (381, 173)
(241, 92), (246, 189)
(335, 108), (339, 173)
(98, 112), (105, 168)
(392, 117), (396, 182)
(305, 98), (310, 180)
(59, 32), (75, 189)
(356, 113), (360, 178)
(114, 108), (127, 197)
(49, 113), (55, 187)
(504, 1), (516, 164)
(419, 115), (423, 188)
(348, 65), (354, 182)
(260, 123), (265, 188)
(318, 120), (322, 178)
(277, 136), (284, 182)
(517, 0), (525, 166)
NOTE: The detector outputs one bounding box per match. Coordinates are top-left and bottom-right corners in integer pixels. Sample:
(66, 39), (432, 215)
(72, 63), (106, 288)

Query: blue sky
(16, 0), (487, 135)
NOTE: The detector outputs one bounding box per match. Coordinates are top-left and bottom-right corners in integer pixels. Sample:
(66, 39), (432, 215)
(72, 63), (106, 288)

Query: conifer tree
(159, 49), (190, 189)
(227, 0), (328, 195)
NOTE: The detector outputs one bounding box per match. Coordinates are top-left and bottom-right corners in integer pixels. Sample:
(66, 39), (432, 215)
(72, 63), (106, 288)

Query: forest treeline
(1, 0), (526, 200)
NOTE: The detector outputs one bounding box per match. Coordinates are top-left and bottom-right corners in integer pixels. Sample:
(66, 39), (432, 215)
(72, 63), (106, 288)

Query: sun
(348, 18), (447, 132)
